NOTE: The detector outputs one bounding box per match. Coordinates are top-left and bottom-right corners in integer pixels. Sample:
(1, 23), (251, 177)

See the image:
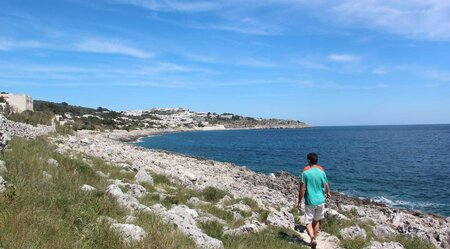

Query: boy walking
(297, 153), (331, 249)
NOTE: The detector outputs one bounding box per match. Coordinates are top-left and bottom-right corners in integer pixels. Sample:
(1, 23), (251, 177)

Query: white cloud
(76, 39), (153, 58)
(327, 53), (360, 62)
(112, 0), (225, 12)
(0, 38), (43, 51)
(110, 0), (450, 40)
(330, 0), (450, 40)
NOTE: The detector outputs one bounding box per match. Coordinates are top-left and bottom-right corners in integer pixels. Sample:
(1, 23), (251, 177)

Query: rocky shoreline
(1, 117), (449, 248)
(48, 129), (449, 248)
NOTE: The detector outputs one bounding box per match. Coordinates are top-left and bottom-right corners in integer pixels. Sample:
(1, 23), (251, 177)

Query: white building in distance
(0, 93), (34, 113)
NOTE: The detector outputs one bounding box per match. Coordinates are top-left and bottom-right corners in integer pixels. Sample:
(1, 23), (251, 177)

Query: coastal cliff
(1, 114), (449, 249)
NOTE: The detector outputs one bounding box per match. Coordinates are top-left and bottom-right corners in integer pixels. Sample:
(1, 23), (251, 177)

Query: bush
(8, 110), (54, 126)
(202, 186), (228, 202)
(198, 221), (224, 240)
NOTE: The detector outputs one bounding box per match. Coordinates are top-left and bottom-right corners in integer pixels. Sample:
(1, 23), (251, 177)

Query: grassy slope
(0, 137), (309, 249)
(0, 137), (195, 249)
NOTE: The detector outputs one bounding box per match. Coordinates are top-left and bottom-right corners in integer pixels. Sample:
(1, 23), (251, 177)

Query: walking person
(297, 153), (331, 249)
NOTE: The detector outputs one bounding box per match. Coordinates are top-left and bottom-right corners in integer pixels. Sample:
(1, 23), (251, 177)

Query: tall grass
(0, 137), (195, 249)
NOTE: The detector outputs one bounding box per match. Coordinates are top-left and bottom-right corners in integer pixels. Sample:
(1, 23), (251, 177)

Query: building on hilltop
(0, 93), (33, 113)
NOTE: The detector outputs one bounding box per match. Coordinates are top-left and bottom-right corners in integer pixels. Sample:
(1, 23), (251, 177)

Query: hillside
(10, 99), (309, 131)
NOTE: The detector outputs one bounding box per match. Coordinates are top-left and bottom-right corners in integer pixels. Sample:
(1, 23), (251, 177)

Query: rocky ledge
(1, 115), (448, 249)
(48, 130), (450, 249)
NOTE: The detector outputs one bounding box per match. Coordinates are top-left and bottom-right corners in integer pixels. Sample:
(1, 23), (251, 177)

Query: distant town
(0, 92), (309, 131)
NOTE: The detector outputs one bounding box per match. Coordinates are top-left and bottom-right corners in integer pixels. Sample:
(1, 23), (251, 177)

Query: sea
(136, 125), (450, 216)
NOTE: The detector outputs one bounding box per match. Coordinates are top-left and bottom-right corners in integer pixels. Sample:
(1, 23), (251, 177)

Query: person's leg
(306, 223), (314, 239)
(312, 203), (326, 240)
(312, 220), (320, 238)
(304, 205), (315, 242)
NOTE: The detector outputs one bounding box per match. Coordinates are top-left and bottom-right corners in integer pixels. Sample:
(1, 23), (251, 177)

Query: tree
(0, 96), (6, 103)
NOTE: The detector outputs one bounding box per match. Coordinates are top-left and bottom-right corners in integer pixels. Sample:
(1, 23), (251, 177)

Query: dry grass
(0, 137), (195, 249)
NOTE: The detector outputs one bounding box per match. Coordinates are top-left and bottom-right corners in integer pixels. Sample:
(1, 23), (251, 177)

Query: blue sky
(1, 0), (450, 125)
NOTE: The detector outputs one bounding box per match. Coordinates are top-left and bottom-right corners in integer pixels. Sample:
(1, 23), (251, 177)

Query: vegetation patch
(202, 186), (228, 202)
(199, 221), (225, 240)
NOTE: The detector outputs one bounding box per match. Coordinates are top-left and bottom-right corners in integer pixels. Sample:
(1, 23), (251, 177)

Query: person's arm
(325, 183), (331, 200)
(297, 180), (303, 209)
(298, 183), (306, 209)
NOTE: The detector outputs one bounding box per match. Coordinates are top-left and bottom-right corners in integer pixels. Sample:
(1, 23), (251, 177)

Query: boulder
(391, 213), (403, 227)
(110, 223), (146, 244)
(125, 215), (137, 223)
(127, 184), (147, 199)
(81, 184), (96, 192)
(229, 203), (252, 213)
(0, 160), (7, 174)
(326, 208), (350, 221)
(364, 241), (405, 249)
(217, 195), (232, 206)
(373, 225), (397, 239)
(224, 220), (266, 235)
(47, 158), (59, 167)
(135, 169), (153, 185)
(42, 171), (52, 180)
(96, 171), (110, 178)
(340, 226), (367, 240)
(187, 197), (210, 206)
(266, 208), (295, 229)
(163, 205), (224, 249)
(0, 176), (7, 193)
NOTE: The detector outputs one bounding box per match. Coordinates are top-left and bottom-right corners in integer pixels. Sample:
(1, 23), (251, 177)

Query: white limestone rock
(229, 203), (252, 213)
(125, 215), (137, 223)
(217, 195), (232, 206)
(364, 241), (405, 249)
(127, 184), (147, 199)
(0, 160), (7, 174)
(111, 223), (146, 244)
(187, 197), (210, 206)
(81, 184), (96, 192)
(42, 171), (52, 180)
(224, 220), (266, 235)
(47, 158), (59, 167)
(163, 205), (224, 249)
(340, 226), (367, 240)
(135, 169), (153, 185)
(96, 171), (110, 178)
(373, 225), (397, 239)
(0, 176), (7, 193)
(266, 208), (295, 229)
(326, 208), (350, 221)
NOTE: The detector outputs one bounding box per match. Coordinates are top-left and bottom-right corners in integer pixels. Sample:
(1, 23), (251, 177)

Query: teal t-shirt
(301, 167), (328, 206)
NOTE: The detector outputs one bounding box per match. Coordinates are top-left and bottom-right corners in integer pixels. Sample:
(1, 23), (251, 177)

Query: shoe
(310, 238), (317, 249)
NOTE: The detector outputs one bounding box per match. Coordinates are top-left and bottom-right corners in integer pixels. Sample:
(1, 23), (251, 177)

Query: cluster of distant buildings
(0, 93), (34, 113)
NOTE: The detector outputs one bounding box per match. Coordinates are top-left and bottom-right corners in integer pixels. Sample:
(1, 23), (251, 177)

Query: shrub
(199, 221), (224, 240)
(202, 186), (228, 202)
(8, 110), (54, 126)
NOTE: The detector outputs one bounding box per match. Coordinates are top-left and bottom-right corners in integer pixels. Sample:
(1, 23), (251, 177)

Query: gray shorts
(304, 203), (325, 224)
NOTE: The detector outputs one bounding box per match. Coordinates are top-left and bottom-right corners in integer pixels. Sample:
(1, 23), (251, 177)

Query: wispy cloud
(75, 39), (153, 58)
(112, 0), (225, 12)
(327, 53), (360, 62)
(0, 38), (44, 51)
(330, 1), (450, 40)
(111, 0), (450, 40)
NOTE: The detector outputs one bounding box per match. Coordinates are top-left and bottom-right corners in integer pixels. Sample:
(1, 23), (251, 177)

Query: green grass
(394, 235), (437, 249)
(152, 173), (171, 185)
(199, 220), (225, 240)
(202, 186), (228, 202)
(223, 228), (308, 249)
(0, 137), (195, 249)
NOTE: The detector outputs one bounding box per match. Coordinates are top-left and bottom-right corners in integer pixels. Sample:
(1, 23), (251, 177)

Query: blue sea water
(136, 125), (450, 216)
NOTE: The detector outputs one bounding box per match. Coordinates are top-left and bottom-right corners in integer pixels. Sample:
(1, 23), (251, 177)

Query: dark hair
(307, 152), (318, 165)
